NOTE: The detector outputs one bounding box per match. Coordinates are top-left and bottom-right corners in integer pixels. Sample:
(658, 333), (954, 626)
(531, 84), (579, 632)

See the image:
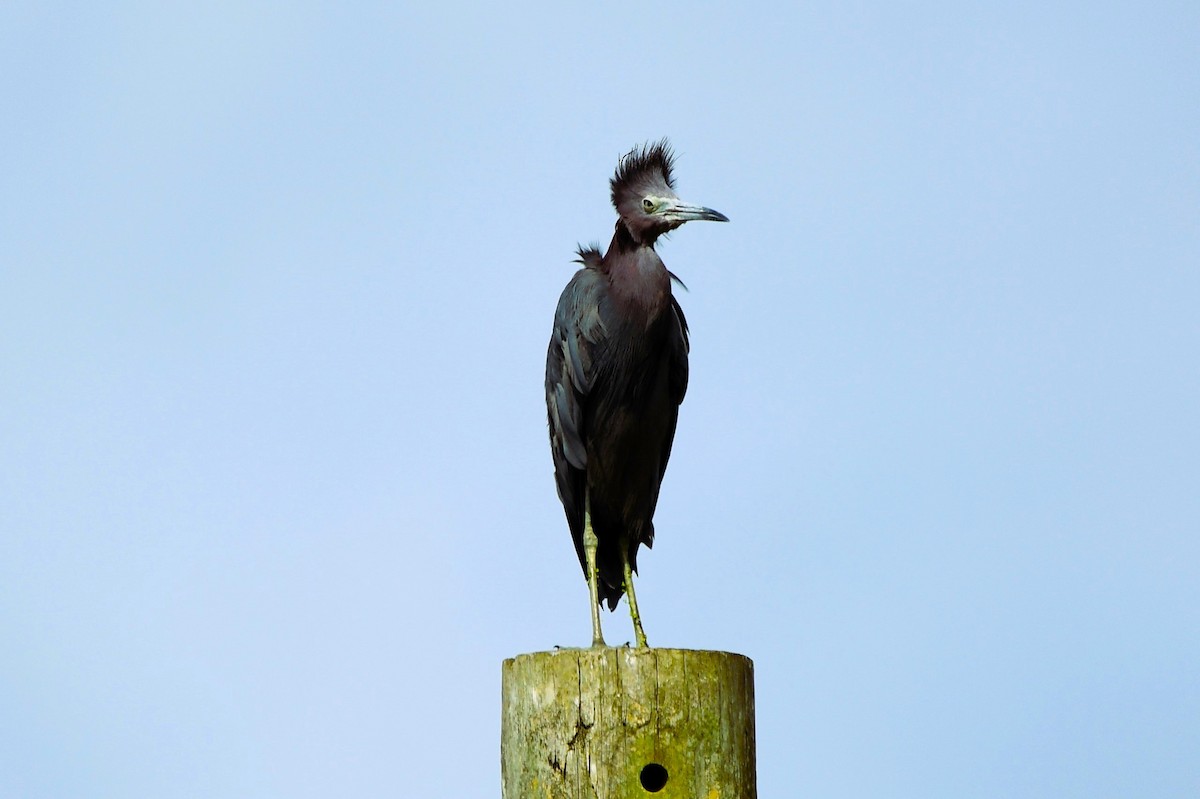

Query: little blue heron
(545, 140), (728, 647)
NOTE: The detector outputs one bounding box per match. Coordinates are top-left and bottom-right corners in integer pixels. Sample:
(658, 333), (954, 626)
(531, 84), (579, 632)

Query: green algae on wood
(501, 648), (755, 799)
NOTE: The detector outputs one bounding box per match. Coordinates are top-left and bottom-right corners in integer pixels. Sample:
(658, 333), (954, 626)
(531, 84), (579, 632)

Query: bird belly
(584, 371), (676, 552)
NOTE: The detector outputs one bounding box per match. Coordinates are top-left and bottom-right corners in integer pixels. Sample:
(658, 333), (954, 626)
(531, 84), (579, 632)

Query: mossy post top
(502, 648), (756, 798)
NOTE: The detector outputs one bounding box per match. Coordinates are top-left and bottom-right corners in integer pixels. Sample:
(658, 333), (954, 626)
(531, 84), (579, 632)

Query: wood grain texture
(501, 648), (755, 799)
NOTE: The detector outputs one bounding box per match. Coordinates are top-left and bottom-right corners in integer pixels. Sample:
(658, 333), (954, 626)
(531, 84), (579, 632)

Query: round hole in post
(639, 762), (669, 792)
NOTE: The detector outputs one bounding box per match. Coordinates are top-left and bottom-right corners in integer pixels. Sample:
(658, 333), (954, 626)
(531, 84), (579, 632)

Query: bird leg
(623, 556), (648, 648)
(584, 491), (606, 647)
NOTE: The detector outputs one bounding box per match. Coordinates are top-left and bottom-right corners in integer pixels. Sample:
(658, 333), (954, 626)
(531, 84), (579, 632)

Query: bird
(545, 140), (728, 647)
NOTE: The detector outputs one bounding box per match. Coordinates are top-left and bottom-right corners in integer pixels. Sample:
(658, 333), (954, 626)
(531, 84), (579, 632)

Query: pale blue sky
(2, 2), (1197, 797)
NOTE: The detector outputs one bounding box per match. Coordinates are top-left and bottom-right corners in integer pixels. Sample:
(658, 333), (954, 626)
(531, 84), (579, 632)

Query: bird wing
(668, 293), (690, 406)
(647, 293), (690, 496)
(545, 267), (608, 567)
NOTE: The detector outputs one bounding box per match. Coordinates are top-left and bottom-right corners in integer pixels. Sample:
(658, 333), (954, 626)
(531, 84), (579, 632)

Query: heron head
(610, 139), (728, 245)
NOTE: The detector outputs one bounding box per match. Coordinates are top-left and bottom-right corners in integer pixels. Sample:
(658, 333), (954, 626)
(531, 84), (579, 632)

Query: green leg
(623, 555), (648, 648)
(584, 491), (606, 647)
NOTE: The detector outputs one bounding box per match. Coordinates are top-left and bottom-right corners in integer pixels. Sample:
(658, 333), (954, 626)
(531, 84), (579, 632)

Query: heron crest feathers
(610, 139), (676, 209)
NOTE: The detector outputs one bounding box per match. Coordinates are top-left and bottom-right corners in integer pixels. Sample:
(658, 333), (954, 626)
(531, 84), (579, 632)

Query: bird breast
(607, 248), (671, 325)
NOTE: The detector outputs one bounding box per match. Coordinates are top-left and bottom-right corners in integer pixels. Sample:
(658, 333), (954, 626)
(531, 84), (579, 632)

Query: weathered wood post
(501, 648), (755, 798)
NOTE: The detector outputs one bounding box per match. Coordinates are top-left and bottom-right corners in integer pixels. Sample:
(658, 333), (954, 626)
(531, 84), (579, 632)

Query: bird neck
(613, 217), (664, 249)
(605, 224), (670, 316)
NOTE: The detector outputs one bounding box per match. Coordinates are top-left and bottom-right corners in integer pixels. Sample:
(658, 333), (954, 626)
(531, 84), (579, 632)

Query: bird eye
(642, 198), (656, 212)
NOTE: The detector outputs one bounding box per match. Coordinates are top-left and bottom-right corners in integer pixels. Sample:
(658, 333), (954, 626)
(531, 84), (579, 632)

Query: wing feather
(546, 267), (609, 573)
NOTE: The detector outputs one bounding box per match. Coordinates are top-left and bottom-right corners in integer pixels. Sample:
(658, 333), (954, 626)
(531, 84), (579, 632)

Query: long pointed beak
(665, 200), (730, 223)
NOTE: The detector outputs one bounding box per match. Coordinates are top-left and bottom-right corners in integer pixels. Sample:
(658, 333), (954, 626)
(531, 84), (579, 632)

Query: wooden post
(501, 648), (755, 798)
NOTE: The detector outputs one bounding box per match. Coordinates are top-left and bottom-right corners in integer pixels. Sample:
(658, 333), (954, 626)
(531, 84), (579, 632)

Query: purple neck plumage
(602, 221), (670, 319)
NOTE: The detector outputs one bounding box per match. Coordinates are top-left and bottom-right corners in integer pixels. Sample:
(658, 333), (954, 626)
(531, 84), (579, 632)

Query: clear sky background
(2, 2), (1197, 797)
